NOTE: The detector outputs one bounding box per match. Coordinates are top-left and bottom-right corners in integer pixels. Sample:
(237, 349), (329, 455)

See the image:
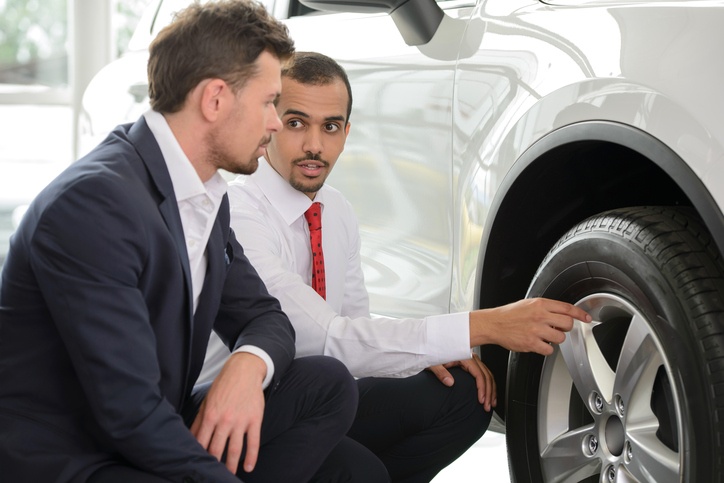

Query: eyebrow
(283, 108), (345, 123)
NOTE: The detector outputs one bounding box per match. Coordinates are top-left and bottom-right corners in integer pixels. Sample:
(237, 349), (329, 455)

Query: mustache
(260, 135), (272, 146)
(293, 154), (330, 167)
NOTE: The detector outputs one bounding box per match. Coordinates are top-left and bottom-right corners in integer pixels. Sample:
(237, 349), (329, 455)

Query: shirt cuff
(232, 345), (275, 389)
(425, 312), (471, 361)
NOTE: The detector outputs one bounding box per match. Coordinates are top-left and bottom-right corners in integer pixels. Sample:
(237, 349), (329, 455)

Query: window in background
(0, 0), (149, 268)
(113, 0), (150, 57)
(0, 0), (69, 96)
(0, 0), (71, 268)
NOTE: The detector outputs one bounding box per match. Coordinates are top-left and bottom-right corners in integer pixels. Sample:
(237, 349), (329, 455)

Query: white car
(80, 0), (724, 481)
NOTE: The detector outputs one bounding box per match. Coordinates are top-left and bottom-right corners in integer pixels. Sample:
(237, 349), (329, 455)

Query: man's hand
(427, 353), (497, 411)
(470, 298), (592, 355)
(190, 352), (267, 475)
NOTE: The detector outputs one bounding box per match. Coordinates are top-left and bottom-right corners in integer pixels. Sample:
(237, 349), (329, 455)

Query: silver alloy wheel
(538, 294), (682, 483)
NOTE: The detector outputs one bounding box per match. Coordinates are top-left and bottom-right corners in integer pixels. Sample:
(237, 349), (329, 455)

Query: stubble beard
(290, 154), (329, 194)
(207, 130), (264, 176)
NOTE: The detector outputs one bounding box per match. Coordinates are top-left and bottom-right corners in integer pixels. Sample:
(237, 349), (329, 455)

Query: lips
(294, 159), (327, 177)
(297, 163), (323, 177)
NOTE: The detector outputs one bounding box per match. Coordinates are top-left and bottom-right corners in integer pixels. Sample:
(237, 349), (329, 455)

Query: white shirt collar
(253, 157), (329, 226)
(143, 109), (226, 202)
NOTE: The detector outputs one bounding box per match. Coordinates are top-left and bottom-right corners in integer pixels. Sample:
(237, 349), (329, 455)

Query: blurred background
(0, 0), (147, 267)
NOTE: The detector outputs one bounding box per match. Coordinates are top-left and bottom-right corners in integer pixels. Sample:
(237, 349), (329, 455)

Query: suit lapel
(127, 118), (196, 371)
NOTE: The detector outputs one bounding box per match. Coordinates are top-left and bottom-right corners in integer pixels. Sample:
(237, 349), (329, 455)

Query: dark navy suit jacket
(0, 117), (295, 482)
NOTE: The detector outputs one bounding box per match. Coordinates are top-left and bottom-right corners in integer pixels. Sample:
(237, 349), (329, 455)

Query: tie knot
(304, 202), (322, 231)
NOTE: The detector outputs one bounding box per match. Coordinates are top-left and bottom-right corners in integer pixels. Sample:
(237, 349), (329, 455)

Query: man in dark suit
(0, 2), (358, 482)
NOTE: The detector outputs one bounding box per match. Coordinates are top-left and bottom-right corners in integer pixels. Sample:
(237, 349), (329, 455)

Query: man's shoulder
(320, 184), (355, 214)
(228, 175), (262, 207)
(227, 175), (274, 225)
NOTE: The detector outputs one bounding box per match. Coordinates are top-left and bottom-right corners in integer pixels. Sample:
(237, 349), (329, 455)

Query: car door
(285, 1), (477, 318)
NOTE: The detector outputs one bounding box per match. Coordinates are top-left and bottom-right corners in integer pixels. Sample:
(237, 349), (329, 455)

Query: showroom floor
(431, 431), (510, 482)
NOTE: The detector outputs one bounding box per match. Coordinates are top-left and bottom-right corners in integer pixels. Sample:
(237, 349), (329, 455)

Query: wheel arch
(476, 120), (724, 418)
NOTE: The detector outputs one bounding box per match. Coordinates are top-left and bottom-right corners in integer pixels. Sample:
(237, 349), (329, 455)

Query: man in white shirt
(214, 51), (592, 482)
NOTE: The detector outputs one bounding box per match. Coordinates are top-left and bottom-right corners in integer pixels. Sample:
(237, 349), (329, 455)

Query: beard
(289, 154), (330, 194)
(206, 130), (266, 176)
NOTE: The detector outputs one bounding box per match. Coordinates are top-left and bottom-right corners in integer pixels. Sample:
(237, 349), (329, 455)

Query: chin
(224, 159), (258, 176)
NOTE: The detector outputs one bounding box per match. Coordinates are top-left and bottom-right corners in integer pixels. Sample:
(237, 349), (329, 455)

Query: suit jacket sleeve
(31, 174), (240, 483)
(211, 205), (296, 388)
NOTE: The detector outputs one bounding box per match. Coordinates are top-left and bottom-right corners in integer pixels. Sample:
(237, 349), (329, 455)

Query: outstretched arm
(470, 298), (592, 355)
(427, 298), (590, 406)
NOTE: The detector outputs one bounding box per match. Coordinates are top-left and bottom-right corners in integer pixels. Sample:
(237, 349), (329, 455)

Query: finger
(224, 426), (245, 474)
(470, 355), (493, 410)
(243, 421), (261, 474)
(190, 402), (213, 450)
(428, 364), (455, 387)
(542, 324), (567, 344)
(479, 358), (496, 411)
(470, 355), (490, 409)
(457, 357), (486, 406)
(466, 360), (486, 405)
(532, 339), (555, 356)
(545, 299), (592, 323)
(207, 425), (230, 464)
(490, 372), (498, 408)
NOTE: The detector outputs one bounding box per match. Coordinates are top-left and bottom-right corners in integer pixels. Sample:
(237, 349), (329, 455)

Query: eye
(288, 119), (303, 129)
(324, 123), (340, 133)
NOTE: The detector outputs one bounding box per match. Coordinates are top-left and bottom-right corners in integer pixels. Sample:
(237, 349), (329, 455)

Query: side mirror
(299, 0), (444, 46)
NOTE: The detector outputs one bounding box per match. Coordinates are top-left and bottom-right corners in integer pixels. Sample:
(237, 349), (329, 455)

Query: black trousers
(88, 355), (358, 483)
(313, 367), (493, 483)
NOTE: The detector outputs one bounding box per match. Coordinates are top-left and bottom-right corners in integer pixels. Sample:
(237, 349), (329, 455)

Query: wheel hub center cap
(605, 416), (625, 456)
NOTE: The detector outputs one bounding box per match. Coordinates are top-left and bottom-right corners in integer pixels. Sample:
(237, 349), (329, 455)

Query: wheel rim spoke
(624, 428), (679, 481)
(612, 313), (661, 406)
(560, 318), (615, 404)
(540, 424), (600, 483)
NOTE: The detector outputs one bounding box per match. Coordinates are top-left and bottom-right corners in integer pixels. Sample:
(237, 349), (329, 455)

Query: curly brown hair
(148, 0), (295, 113)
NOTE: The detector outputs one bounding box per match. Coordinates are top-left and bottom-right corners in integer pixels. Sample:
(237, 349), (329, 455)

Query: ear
(198, 79), (229, 122)
(344, 121), (351, 138)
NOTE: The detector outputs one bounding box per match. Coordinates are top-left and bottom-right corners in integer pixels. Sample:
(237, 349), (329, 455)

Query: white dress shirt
(212, 157), (470, 379)
(144, 110), (274, 388)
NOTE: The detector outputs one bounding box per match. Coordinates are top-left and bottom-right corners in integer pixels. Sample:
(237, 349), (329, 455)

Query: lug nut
(625, 441), (633, 463)
(592, 392), (604, 413)
(615, 394), (625, 416)
(583, 434), (598, 456)
(607, 465), (616, 482)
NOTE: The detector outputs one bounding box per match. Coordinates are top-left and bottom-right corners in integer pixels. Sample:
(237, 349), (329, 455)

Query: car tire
(506, 206), (724, 483)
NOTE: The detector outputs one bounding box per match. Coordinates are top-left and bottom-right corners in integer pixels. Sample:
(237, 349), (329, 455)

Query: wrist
(469, 309), (496, 347)
(227, 351), (267, 385)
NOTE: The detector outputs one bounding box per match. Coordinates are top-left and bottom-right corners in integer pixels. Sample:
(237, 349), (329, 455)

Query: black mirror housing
(299, 0), (444, 45)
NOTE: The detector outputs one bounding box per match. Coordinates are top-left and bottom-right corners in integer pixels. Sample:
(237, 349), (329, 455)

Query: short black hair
(281, 51), (353, 123)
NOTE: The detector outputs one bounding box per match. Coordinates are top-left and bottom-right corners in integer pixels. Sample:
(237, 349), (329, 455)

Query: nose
(268, 107), (282, 133)
(302, 128), (322, 155)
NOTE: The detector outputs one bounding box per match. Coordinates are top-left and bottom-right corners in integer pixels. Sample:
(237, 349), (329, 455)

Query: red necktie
(304, 202), (326, 299)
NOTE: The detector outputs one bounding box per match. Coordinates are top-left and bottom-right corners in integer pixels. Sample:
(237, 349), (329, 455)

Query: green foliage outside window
(0, 0), (68, 87)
